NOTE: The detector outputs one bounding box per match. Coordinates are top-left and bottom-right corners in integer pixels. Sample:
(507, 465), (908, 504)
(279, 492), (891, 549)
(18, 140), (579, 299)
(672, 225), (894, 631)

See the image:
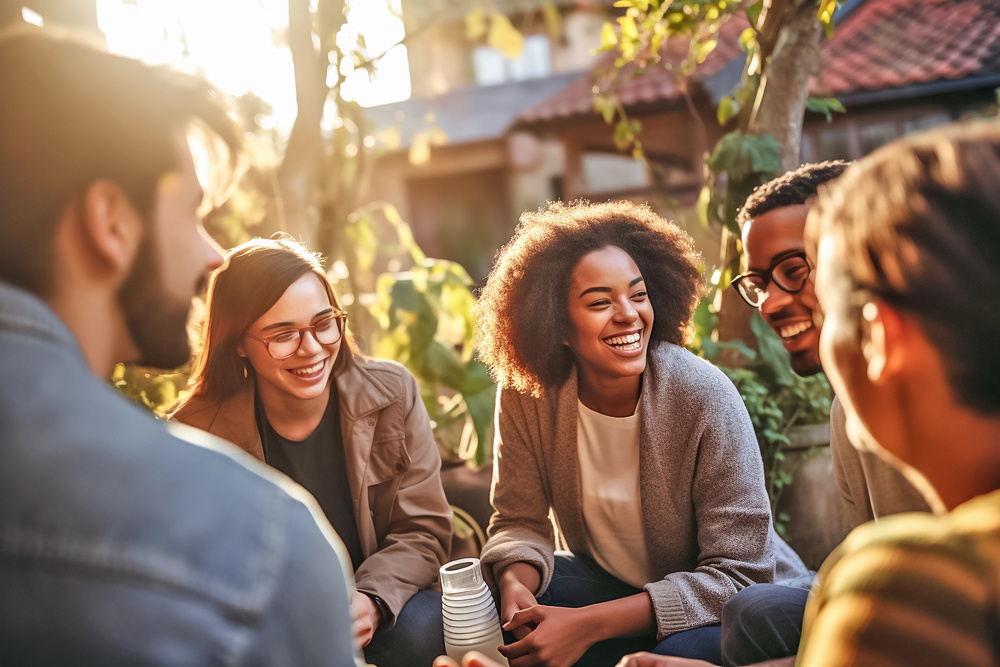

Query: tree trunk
(714, 0), (822, 360)
(750, 0), (823, 173)
(278, 0), (344, 247)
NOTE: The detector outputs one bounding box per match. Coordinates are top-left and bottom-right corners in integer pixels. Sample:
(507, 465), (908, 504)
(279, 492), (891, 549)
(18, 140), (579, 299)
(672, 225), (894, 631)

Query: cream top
(576, 398), (654, 588)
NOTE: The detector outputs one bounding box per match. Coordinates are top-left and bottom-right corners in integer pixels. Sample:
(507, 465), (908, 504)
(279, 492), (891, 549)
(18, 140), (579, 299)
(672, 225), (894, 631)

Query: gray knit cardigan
(481, 342), (809, 639)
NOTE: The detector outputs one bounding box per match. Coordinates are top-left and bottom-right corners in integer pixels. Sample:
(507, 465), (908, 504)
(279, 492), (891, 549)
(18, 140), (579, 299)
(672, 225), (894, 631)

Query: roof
(514, 0), (1000, 127)
(364, 72), (582, 148)
(814, 0), (1000, 98)
(515, 15), (747, 126)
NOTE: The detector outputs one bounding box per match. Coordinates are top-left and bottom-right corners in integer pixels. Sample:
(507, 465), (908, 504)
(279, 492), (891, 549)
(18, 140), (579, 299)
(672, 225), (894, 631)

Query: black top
(255, 385), (365, 571)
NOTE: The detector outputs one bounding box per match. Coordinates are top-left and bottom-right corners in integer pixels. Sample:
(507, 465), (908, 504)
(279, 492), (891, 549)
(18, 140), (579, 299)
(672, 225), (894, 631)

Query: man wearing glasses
(722, 161), (931, 665)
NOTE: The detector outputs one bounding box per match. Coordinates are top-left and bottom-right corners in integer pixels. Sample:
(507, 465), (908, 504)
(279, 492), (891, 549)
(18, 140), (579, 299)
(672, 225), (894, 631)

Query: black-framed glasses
(730, 252), (812, 308)
(245, 310), (348, 359)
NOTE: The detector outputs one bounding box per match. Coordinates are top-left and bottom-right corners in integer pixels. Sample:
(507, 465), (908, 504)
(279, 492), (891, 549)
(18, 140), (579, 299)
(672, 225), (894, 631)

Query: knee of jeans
(394, 589), (444, 637)
(722, 585), (772, 630)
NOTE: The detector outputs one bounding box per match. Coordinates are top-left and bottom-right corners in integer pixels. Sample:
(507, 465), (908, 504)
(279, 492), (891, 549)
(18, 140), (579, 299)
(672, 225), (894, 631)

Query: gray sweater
(481, 342), (808, 639)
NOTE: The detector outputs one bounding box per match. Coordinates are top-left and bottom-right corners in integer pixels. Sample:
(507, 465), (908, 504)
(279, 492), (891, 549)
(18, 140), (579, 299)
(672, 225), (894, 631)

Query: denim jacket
(0, 282), (364, 666)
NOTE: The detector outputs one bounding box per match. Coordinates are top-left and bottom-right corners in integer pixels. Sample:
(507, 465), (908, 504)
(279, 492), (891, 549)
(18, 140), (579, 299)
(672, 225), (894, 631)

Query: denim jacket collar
(0, 281), (83, 359)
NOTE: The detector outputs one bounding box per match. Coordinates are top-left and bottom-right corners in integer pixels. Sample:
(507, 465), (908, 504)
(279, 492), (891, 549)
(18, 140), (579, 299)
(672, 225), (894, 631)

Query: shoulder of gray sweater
(648, 342), (742, 402)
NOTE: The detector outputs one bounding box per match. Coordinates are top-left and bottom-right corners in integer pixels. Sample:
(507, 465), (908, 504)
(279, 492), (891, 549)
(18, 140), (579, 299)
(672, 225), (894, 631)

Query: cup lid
(439, 557), (486, 594)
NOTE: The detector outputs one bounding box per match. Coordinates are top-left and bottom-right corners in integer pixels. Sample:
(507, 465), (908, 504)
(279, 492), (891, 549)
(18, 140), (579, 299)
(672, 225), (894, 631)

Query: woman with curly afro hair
(473, 200), (809, 667)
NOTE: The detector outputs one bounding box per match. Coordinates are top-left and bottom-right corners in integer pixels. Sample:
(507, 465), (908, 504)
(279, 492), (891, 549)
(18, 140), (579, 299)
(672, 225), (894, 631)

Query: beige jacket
(172, 357), (452, 626)
(830, 395), (931, 526)
(481, 343), (808, 639)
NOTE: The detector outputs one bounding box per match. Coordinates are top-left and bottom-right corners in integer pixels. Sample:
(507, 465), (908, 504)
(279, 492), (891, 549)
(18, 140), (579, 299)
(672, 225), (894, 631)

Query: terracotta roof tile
(515, 14), (747, 124)
(813, 0), (1000, 95)
(516, 0), (1000, 126)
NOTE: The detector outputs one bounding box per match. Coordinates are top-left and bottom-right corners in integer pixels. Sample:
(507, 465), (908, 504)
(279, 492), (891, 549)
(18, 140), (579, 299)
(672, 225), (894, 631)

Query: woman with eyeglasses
(170, 236), (451, 667)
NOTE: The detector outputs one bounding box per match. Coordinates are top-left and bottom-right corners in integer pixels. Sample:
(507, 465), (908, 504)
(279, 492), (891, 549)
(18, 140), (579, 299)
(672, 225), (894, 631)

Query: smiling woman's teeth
(779, 322), (813, 339)
(605, 332), (641, 350)
(291, 361), (324, 375)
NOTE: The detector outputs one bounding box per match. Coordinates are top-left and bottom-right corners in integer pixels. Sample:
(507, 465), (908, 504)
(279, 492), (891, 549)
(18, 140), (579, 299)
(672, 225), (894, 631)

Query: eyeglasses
(245, 311), (348, 359)
(730, 253), (812, 308)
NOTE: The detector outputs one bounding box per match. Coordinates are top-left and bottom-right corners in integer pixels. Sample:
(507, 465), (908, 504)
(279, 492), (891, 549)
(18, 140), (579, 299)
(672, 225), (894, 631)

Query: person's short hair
(0, 26), (243, 295)
(184, 236), (358, 405)
(809, 122), (1000, 414)
(474, 200), (704, 396)
(738, 160), (850, 230)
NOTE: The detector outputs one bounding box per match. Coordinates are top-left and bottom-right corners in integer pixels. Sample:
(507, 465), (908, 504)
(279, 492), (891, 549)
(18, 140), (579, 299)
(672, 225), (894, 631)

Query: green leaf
(696, 184), (712, 228)
(750, 311), (796, 387)
(595, 21), (618, 53)
(818, 0), (837, 38)
(805, 97), (846, 123)
(460, 359), (496, 397)
(745, 0), (764, 28)
(692, 297), (718, 342)
(743, 132), (782, 174)
(464, 381), (498, 466)
(694, 38), (718, 64)
(595, 96), (616, 124)
(425, 340), (467, 390)
(488, 13), (525, 59)
(717, 95), (739, 125)
(619, 13), (639, 42)
(466, 8), (488, 40)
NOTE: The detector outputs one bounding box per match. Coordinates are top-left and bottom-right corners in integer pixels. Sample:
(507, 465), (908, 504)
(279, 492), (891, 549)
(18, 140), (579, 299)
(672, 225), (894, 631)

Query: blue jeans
(364, 588), (445, 667)
(512, 553), (723, 667)
(721, 584), (809, 667)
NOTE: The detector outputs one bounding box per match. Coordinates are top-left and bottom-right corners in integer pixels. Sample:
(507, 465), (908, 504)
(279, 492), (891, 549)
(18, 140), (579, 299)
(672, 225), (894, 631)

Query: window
(472, 34), (551, 87)
(581, 152), (649, 195)
(858, 121), (899, 156)
(814, 126), (852, 162)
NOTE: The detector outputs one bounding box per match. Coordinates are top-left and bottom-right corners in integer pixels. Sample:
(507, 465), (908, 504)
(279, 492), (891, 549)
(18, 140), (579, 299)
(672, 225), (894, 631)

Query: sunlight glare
(97, 0), (410, 138)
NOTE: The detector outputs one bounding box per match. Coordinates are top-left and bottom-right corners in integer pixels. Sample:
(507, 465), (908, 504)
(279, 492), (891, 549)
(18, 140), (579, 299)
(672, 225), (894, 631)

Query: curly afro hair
(474, 200), (705, 396)
(737, 160), (850, 231)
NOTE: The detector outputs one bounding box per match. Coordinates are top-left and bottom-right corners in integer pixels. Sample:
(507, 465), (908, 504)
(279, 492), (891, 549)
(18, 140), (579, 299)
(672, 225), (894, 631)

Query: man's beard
(789, 349), (824, 378)
(118, 237), (200, 370)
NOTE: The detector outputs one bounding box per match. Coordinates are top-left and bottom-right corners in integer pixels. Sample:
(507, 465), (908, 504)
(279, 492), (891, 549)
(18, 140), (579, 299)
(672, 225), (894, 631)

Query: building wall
(405, 5), (610, 98)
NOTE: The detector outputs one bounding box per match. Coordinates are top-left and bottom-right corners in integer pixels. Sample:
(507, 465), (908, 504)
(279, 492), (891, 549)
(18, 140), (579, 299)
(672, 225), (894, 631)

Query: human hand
(498, 604), (595, 667)
(499, 574), (539, 640)
(351, 590), (380, 648)
(433, 651), (506, 667)
(615, 653), (718, 667)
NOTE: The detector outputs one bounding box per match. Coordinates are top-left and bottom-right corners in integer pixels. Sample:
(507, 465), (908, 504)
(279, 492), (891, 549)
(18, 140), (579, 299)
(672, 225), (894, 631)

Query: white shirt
(576, 398), (654, 589)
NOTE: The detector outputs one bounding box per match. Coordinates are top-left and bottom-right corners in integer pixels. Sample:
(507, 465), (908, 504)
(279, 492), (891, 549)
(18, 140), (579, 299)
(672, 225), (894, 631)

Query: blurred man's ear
(79, 180), (142, 278)
(861, 300), (906, 384)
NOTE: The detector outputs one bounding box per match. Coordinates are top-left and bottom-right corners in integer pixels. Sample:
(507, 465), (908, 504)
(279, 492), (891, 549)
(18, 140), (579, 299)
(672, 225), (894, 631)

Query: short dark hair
(180, 237), (358, 406)
(738, 160), (850, 230)
(0, 26), (242, 294)
(809, 123), (1000, 414)
(474, 200), (704, 396)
